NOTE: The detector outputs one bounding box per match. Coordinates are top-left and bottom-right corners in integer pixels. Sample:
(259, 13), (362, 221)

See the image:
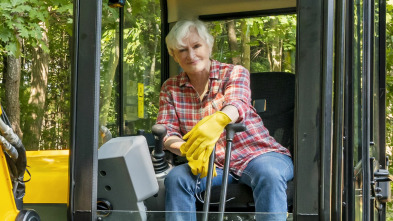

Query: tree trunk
(267, 19), (283, 72)
(150, 23), (159, 87)
(4, 37), (23, 139)
(240, 20), (251, 70)
(226, 20), (241, 65)
(27, 22), (49, 149)
(99, 31), (119, 127)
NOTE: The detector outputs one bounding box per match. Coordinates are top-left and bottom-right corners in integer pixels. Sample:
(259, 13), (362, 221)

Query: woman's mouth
(188, 60), (199, 65)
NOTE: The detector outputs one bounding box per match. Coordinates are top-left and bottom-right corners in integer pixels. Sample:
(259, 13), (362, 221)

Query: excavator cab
(1, 0), (390, 220)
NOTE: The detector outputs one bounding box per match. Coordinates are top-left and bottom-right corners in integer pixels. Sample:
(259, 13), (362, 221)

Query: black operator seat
(251, 72), (295, 156)
(197, 71), (295, 212)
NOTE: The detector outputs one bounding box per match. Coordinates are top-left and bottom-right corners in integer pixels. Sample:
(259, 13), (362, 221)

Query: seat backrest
(250, 72), (295, 155)
(195, 72), (296, 212)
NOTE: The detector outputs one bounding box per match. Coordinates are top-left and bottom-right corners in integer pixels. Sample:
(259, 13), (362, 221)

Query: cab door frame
(343, 0), (388, 220)
(295, 0), (335, 220)
(69, 0), (102, 220)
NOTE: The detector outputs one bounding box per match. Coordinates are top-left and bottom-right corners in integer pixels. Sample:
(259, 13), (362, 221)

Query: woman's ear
(173, 54), (179, 63)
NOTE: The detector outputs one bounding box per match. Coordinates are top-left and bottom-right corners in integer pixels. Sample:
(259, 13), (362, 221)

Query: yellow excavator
(0, 105), (41, 221)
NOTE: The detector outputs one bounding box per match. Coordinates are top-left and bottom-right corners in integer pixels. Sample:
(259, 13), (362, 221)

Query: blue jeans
(164, 152), (294, 221)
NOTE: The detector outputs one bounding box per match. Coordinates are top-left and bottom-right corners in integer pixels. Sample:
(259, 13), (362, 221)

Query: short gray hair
(165, 19), (214, 57)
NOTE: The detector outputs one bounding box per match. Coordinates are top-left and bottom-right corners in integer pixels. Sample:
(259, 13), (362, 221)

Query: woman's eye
(193, 44), (201, 49)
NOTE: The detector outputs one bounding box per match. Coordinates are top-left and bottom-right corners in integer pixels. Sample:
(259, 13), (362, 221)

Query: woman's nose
(187, 49), (196, 60)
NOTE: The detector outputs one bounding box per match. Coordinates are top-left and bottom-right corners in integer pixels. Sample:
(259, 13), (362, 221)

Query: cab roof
(167, 0), (296, 22)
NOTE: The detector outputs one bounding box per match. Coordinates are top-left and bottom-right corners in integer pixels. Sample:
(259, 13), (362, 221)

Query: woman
(156, 19), (293, 221)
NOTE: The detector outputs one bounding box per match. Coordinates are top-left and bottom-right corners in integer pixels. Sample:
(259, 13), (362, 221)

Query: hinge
(370, 157), (392, 204)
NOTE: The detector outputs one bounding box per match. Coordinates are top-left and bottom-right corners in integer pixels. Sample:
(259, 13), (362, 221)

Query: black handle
(225, 123), (246, 141)
(217, 123), (246, 220)
(152, 124), (167, 154)
(137, 129), (145, 135)
(151, 124), (169, 173)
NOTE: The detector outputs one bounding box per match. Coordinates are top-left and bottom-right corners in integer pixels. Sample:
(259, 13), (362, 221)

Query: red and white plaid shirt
(156, 60), (291, 176)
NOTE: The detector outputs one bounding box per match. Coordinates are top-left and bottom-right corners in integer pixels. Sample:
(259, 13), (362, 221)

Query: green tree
(38, 2), (73, 149)
(208, 15), (296, 73)
(99, 0), (162, 137)
(0, 0), (73, 150)
(99, 6), (120, 131)
(0, 0), (48, 139)
(121, 0), (161, 134)
(385, 0), (393, 219)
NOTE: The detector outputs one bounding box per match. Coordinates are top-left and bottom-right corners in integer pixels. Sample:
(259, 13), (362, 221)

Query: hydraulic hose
(0, 115), (27, 180)
(100, 125), (113, 144)
(0, 135), (18, 160)
(0, 118), (23, 148)
(0, 105), (27, 211)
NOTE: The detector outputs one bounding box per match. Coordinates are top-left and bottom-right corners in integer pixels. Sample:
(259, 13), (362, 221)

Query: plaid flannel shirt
(156, 60), (291, 176)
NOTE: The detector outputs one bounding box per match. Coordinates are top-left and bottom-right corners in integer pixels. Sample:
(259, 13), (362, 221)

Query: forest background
(0, 0), (392, 217)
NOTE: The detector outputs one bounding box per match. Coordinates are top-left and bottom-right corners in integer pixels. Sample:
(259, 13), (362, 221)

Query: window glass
(371, 0), (380, 162)
(352, 0), (364, 219)
(121, 0), (161, 135)
(206, 15), (296, 73)
(99, 0), (161, 139)
(100, 5), (120, 140)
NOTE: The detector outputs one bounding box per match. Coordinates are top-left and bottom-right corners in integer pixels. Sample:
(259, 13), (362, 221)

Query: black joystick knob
(137, 129), (145, 135)
(225, 123), (246, 141)
(151, 124), (169, 173)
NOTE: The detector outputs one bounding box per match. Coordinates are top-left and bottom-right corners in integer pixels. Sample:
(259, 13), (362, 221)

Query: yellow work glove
(182, 111), (231, 159)
(179, 142), (189, 156)
(179, 113), (215, 156)
(188, 149), (217, 178)
(180, 141), (217, 178)
(180, 111), (231, 178)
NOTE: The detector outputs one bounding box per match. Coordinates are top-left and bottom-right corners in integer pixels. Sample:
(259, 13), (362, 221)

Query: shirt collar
(209, 60), (220, 80)
(178, 72), (189, 87)
(178, 59), (220, 87)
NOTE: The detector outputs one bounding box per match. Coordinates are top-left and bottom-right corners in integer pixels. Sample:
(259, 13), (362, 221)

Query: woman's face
(173, 28), (211, 75)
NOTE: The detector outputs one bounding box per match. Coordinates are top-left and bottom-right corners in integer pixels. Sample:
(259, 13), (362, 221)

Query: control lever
(137, 129), (145, 135)
(202, 123), (246, 221)
(151, 124), (169, 173)
(218, 124), (247, 214)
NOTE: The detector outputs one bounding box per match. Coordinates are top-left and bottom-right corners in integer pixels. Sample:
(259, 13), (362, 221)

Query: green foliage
(100, 0), (162, 136)
(387, 0), (393, 149)
(0, 0), (50, 56)
(1, 0), (162, 149)
(1, 0), (297, 149)
(209, 15), (296, 73)
(386, 0), (393, 218)
(0, 0), (73, 150)
(121, 0), (162, 134)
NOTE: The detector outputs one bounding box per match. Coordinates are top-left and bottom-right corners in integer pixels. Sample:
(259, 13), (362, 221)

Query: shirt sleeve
(222, 65), (251, 122)
(156, 81), (182, 142)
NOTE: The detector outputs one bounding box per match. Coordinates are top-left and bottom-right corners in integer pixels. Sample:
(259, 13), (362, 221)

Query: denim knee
(165, 164), (196, 193)
(255, 170), (288, 201)
(243, 153), (292, 188)
(240, 152), (293, 214)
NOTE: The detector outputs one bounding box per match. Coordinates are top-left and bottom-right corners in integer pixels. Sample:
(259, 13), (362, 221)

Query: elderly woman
(156, 19), (293, 221)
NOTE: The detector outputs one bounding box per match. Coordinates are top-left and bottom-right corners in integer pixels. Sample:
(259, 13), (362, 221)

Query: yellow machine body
(24, 150), (69, 204)
(0, 150), (19, 221)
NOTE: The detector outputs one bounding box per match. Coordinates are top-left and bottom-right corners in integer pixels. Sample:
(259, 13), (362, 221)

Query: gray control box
(98, 136), (159, 220)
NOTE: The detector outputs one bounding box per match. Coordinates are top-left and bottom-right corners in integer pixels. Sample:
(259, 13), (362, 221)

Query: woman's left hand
(181, 111), (231, 158)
